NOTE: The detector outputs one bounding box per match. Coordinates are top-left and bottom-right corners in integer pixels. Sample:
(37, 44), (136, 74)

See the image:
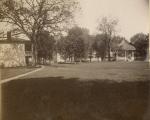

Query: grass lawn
(23, 61), (149, 82)
(1, 61), (150, 120)
(0, 67), (37, 80)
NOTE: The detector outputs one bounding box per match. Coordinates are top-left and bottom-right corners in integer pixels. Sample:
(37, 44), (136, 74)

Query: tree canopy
(97, 17), (118, 61)
(92, 34), (107, 61)
(0, 0), (78, 64)
(57, 26), (89, 62)
(37, 30), (55, 64)
(130, 33), (149, 60)
(0, 0), (78, 38)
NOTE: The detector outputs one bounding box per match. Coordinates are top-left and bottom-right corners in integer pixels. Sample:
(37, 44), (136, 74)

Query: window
(25, 43), (32, 51)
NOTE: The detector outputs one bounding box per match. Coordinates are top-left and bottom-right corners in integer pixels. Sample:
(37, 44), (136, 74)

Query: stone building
(0, 32), (32, 67)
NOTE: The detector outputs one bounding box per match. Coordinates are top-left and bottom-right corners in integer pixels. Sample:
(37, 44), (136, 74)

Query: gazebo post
(116, 50), (118, 61)
(124, 50), (127, 61)
(131, 51), (135, 61)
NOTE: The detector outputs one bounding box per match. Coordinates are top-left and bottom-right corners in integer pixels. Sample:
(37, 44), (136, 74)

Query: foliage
(97, 17), (118, 61)
(130, 33), (149, 60)
(92, 34), (107, 61)
(57, 26), (88, 62)
(57, 36), (71, 61)
(67, 26), (88, 60)
(37, 31), (55, 63)
(111, 36), (126, 49)
(0, 0), (78, 64)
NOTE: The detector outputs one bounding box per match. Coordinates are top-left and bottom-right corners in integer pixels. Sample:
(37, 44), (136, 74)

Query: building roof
(111, 40), (136, 51)
(0, 37), (31, 44)
(118, 40), (136, 50)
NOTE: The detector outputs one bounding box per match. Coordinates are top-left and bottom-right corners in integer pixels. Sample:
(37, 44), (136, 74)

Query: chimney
(7, 31), (11, 41)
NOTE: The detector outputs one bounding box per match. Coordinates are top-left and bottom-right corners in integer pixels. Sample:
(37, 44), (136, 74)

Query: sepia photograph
(0, 0), (149, 120)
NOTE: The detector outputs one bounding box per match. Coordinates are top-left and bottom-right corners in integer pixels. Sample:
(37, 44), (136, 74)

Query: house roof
(111, 40), (136, 51)
(0, 37), (31, 44)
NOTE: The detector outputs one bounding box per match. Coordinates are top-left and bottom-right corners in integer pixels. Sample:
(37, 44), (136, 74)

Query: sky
(0, 0), (148, 41)
(75, 0), (149, 40)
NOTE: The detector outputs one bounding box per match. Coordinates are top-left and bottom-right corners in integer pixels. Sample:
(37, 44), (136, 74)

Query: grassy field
(0, 67), (38, 80)
(2, 61), (150, 120)
(23, 61), (149, 82)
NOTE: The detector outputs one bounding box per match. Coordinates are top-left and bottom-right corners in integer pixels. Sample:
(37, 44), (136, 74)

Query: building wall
(56, 53), (65, 63)
(0, 43), (26, 67)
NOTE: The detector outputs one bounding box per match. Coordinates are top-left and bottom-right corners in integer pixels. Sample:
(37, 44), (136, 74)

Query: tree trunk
(31, 32), (39, 66)
(90, 57), (92, 62)
(80, 58), (82, 63)
(97, 57), (100, 62)
(108, 38), (111, 61)
(32, 42), (38, 66)
(108, 49), (111, 61)
(101, 57), (104, 61)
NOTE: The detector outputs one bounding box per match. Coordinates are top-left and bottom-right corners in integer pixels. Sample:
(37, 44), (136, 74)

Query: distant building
(87, 51), (101, 62)
(111, 40), (136, 61)
(145, 48), (149, 62)
(86, 39), (136, 62)
(0, 32), (33, 67)
(55, 39), (136, 63)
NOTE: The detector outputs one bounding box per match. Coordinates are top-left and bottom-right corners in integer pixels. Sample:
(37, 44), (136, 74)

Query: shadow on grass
(2, 77), (150, 120)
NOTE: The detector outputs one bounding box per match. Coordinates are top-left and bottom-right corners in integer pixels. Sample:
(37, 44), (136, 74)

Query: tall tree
(57, 36), (71, 61)
(92, 34), (107, 61)
(80, 28), (91, 60)
(37, 30), (55, 64)
(97, 17), (118, 61)
(67, 26), (86, 61)
(87, 35), (95, 62)
(57, 26), (88, 62)
(130, 33), (149, 60)
(0, 0), (78, 65)
(111, 35), (126, 49)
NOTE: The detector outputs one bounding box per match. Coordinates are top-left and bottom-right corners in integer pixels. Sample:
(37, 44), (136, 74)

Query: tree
(37, 30), (55, 64)
(67, 26), (86, 61)
(86, 35), (95, 62)
(0, 0), (78, 65)
(57, 26), (88, 62)
(97, 17), (118, 61)
(92, 34), (107, 61)
(80, 28), (91, 60)
(111, 35), (126, 49)
(130, 33), (149, 60)
(57, 36), (71, 61)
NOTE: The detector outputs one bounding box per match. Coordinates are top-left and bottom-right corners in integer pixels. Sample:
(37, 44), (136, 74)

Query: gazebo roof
(112, 40), (136, 51)
(118, 40), (136, 50)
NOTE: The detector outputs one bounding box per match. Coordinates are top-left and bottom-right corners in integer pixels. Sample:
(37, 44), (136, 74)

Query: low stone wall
(0, 43), (26, 67)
